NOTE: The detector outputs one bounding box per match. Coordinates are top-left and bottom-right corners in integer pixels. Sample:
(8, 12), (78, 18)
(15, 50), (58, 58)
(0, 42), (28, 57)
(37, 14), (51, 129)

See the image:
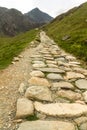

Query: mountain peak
(25, 8), (53, 24)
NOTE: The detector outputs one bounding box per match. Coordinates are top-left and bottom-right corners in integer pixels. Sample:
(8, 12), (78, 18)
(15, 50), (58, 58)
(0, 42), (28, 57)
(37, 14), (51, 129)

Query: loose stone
(47, 73), (63, 81)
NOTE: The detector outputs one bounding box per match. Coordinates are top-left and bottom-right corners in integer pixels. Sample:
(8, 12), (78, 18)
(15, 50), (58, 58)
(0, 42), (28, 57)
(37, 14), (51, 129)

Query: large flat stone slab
(66, 72), (85, 79)
(34, 102), (87, 117)
(52, 81), (74, 90)
(18, 121), (75, 130)
(47, 73), (63, 81)
(75, 79), (87, 90)
(25, 86), (52, 101)
(35, 67), (65, 73)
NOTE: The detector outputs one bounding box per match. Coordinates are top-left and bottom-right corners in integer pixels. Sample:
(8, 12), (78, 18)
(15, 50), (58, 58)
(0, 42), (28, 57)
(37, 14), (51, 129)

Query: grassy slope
(44, 2), (87, 62)
(0, 29), (39, 69)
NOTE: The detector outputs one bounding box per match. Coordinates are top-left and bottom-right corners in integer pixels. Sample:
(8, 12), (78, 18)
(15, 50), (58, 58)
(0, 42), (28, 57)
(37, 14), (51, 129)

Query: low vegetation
(44, 2), (87, 63)
(0, 29), (39, 69)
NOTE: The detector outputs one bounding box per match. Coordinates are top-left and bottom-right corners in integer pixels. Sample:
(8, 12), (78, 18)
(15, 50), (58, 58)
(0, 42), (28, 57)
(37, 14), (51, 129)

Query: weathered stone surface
(18, 121), (75, 130)
(34, 102), (87, 117)
(75, 79), (87, 90)
(56, 57), (66, 62)
(79, 122), (87, 130)
(69, 61), (81, 65)
(16, 98), (34, 118)
(66, 55), (76, 61)
(47, 73), (63, 81)
(35, 67), (65, 73)
(30, 71), (45, 77)
(47, 64), (58, 68)
(28, 77), (51, 87)
(32, 61), (44, 64)
(52, 81), (74, 90)
(46, 60), (57, 65)
(18, 83), (26, 94)
(66, 72), (85, 79)
(32, 63), (46, 68)
(74, 116), (87, 126)
(83, 91), (87, 102)
(25, 86), (52, 101)
(57, 90), (82, 101)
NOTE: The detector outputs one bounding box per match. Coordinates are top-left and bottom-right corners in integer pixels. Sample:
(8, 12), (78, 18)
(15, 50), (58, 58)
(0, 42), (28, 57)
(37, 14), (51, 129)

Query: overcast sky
(0, 0), (87, 17)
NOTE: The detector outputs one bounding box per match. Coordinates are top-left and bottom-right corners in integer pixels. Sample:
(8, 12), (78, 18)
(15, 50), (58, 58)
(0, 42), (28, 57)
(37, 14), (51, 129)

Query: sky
(0, 0), (87, 17)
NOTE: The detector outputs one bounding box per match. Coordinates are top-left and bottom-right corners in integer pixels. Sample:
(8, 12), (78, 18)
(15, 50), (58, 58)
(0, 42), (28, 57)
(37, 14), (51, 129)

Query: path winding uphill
(0, 31), (87, 130)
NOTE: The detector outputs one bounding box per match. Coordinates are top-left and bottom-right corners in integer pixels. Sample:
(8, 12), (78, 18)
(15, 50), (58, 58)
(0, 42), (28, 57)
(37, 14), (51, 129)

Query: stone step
(34, 102), (87, 118)
(17, 120), (75, 130)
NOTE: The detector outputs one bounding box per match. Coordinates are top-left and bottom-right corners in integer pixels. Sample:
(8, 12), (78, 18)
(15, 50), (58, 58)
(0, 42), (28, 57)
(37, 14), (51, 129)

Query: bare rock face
(28, 77), (51, 87)
(18, 121), (75, 130)
(16, 98), (34, 119)
(34, 102), (87, 117)
(25, 86), (52, 101)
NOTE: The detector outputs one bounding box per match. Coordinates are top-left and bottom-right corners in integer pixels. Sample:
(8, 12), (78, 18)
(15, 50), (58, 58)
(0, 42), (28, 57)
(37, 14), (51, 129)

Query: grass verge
(0, 29), (39, 69)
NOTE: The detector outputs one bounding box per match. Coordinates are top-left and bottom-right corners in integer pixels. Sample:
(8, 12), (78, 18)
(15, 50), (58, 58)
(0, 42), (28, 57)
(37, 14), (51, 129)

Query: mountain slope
(0, 7), (53, 36)
(25, 8), (53, 24)
(44, 2), (87, 62)
(0, 7), (37, 36)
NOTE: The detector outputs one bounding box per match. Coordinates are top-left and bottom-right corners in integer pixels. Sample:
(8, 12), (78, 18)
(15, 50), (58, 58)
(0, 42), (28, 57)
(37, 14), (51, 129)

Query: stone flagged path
(17, 31), (87, 130)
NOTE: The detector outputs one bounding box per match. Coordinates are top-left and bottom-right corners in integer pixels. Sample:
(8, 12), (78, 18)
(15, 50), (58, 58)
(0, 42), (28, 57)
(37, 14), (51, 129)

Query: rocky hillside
(25, 8), (53, 24)
(0, 7), (53, 36)
(44, 2), (87, 62)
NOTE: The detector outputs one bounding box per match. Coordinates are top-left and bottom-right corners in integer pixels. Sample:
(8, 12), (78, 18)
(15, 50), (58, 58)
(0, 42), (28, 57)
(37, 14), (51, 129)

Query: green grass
(43, 2), (87, 63)
(0, 29), (39, 69)
(26, 114), (39, 121)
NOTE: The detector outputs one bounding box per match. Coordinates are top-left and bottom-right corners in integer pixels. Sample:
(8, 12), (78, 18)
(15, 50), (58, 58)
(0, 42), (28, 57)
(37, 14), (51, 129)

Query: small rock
(18, 83), (26, 94)
(75, 79), (87, 90)
(25, 86), (52, 101)
(16, 98), (34, 119)
(47, 73), (63, 81)
(13, 57), (19, 62)
(30, 71), (45, 78)
(28, 77), (51, 87)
